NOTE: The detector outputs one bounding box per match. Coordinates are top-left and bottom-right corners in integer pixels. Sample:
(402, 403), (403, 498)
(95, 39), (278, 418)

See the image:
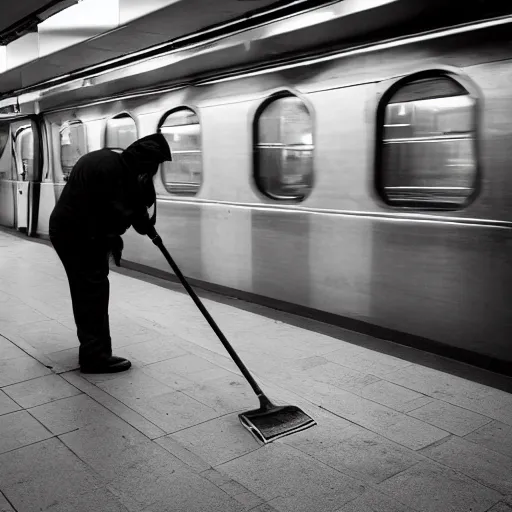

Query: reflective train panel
(0, 6), (511, 372)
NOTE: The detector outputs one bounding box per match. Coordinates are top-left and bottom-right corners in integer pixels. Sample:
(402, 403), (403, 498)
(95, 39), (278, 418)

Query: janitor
(49, 133), (172, 374)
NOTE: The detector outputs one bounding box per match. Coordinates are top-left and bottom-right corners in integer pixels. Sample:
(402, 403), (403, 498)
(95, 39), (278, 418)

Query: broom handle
(151, 234), (264, 397)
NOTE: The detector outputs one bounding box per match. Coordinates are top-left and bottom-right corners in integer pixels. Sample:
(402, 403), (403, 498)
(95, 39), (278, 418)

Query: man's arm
(94, 158), (136, 237)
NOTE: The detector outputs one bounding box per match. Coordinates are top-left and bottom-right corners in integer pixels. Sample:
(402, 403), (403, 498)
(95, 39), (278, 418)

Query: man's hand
(132, 211), (157, 237)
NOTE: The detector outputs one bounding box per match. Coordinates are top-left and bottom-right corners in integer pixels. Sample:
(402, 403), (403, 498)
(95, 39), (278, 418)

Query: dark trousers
(50, 236), (112, 364)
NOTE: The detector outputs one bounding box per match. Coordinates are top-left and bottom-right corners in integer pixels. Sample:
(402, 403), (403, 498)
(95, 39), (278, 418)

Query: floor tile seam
(138, 356), (243, 393)
(99, 387), (219, 439)
(93, 374), (189, 403)
(327, 382), (432, 416)
(0, 332), (46, 360)
(338, 479), (425, 512)
(461, 425), (512, 459)
(1, 307), (54, 324)
(113, 333), (195, 356)
(0, 288), (22, 300)
(18, 390), (88, 413)
(321, 345), (416, 369)
(0, 332), (66, 374)
(124, 494), (161, 512)
(122, 351), (200, 371)
(373, 456), (502, 508)
(0, 407), (22, 417)
(50, 315), (78, 333)
(0, 430), (58, 457)
(135, 365), (198, 391)
(399, 393), (504, 425)
(420, 431), (512, 466)
(411, 441), (510, 497)
(296, 359), (390, 386)
(175, 350), (251, 379)
(269, 375), (422, 423)
(155, 438), (214, 473)
(134, 321), (237, 361)
(304, 371), (503, 427)
(0, 371), (60, 390)
(247, 501), (278, 512)
(80, 393), (169, 440)
(59, 371), (169, 441)
(416, 433), (457, 453)
(53, 365), (80, 375)
(374, 459), (426, 486)
(154, 408), (246, 439)
(54, 434), (116, 488)
(0, 490), (18, 512)
(254, 375), (323, 407)
(258, 496), (286, 511)
(214, 475), (264, 504)
(219, 441), (369, 490)
(407, 410), (495, 437)
(380, 370), (512, 401)
(233, 377), (336, 420)
(113, 312), (234, 360)
(24, 407), (65, 437)
(285, 422), (432, 478)
(172, 383), (221, 407)
(313, 402), (452, 451)
(288, 412), (432, 455)
(401, 398), (437, 414)
(249, 375), (341, 420)
(210, 443), (273, 471)
(282, 439), (424, 488)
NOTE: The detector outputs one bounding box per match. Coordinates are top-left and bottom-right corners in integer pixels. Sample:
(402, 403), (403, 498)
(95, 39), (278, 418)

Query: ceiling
(0, 0), (507, 102)
(0, 0), (334, 97)
(0, 0), (76, 44)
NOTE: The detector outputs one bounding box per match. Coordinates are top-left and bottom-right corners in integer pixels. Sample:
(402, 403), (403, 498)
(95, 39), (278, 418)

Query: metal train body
(0, 7), (511, 366)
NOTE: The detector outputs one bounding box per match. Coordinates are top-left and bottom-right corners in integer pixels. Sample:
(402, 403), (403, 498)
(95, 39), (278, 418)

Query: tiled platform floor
(1, 228), (512, 512)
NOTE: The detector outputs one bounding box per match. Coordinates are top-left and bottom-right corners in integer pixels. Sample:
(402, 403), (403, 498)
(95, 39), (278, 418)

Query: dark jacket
(49, 133), (171, 241)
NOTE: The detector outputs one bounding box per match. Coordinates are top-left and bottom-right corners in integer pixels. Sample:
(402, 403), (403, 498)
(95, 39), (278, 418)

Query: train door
(14, 125), (34, 230)
(0, 115), (42, 234)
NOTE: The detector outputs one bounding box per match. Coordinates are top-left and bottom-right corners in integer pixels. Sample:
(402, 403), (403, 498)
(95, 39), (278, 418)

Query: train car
(0, 0), (511, 372)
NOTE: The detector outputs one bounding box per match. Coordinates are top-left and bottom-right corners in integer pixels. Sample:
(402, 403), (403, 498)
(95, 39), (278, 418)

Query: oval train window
(60, 120), (87, 181)
(15, 126), (34, 181)
(105, 113), (137, 151)
(378, 75), (477, 209)
(254, 95), (313, 201)
(160, 108), (202, 196)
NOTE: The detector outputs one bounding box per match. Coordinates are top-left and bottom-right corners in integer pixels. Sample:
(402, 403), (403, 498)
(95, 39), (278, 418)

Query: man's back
(49, 148), (132, 240)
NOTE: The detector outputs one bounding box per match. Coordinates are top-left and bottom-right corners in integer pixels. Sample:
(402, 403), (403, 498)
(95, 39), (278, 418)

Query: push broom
(149, 230), (316, 443)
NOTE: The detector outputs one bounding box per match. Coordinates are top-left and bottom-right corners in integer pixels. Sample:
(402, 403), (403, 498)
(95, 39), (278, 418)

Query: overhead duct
(0, 0), (77, 45)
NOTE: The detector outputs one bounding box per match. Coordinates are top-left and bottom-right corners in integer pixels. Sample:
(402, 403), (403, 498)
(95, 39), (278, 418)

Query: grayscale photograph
(0, 0), (511, 511)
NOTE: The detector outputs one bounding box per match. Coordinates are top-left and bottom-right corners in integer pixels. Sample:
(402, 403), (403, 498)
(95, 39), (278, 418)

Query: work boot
(80, 355), (131, 374)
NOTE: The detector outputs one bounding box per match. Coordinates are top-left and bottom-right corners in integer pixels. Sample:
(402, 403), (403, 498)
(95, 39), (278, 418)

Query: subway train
(0, 1), (511, 371)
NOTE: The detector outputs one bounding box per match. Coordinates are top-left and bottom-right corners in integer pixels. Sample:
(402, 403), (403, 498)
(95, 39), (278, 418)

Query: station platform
(1, 228), (512, 512)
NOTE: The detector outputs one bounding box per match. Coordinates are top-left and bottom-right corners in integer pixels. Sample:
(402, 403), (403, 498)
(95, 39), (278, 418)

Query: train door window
(378, 75), (477, 209)
(254, 94), (313, 201)
(105, 113), (137, 151)
(15, 126), (34, 181)
(0, 122), (10, 179)
(160, 108), (202, 196)
(60, 120), (87, 181)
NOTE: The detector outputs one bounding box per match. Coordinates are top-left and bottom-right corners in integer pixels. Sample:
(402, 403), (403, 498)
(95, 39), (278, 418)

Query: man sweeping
(49, 132), (172, 374)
